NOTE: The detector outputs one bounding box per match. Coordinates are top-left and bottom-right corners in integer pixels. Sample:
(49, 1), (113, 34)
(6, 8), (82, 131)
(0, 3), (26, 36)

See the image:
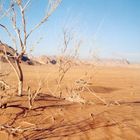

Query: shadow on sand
(0, 93), (124, 139)
(88, 86), (119, 93)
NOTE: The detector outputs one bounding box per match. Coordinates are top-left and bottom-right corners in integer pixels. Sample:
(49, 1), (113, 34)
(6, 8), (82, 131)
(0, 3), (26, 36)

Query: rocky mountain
(0, 41), (131, 66)
(0, 41), (35, 65)
(31, 55), (57, 65)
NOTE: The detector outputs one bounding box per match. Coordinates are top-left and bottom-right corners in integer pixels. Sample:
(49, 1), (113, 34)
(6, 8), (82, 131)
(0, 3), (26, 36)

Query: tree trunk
(4, 54), (24, 96)
(18, 79), (23, 96)
(15, 59), (23, 96)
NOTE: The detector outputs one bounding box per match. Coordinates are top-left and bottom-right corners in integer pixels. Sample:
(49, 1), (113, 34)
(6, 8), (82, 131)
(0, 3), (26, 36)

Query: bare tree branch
(26, 0), (61, 39)
(19, 4), (27, 52)
(0, 0), (12, 20)
(0, 23), (16, 47)
(11, 5), (23, 52)
(2, 44), (20, 81)
(23, 0), (32, 11)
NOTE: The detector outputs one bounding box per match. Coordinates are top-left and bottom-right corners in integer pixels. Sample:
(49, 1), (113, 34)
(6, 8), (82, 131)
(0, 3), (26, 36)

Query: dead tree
(55, 28), (82, 97)
(0, 0), (61, 96)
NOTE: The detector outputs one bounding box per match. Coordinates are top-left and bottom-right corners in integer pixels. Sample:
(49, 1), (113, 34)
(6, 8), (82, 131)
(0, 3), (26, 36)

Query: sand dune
(0, 63), (140, 140)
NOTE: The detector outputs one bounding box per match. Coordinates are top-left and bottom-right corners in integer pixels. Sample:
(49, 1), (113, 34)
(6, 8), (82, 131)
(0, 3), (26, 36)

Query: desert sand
(0, 63), (140, 140)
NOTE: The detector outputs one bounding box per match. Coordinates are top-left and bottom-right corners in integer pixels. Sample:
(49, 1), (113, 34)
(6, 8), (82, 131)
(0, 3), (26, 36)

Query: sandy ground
(0, 63), (140, 140)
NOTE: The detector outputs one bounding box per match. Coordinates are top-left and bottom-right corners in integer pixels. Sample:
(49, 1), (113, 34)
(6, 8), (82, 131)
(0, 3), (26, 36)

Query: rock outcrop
(0, 41), (34, 65)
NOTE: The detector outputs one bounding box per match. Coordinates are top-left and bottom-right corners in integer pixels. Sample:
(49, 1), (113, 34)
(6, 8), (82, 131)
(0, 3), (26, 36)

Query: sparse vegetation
(0, 0), (61, 96)
(0, 0), (140, 140)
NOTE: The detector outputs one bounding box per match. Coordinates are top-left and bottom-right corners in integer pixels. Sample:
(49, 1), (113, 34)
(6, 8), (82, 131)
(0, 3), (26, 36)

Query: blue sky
(0, 0), (140, 62)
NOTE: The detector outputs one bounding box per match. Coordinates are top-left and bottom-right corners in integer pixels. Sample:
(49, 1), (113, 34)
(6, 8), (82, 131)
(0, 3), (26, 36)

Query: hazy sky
(0, 0), (140, 62)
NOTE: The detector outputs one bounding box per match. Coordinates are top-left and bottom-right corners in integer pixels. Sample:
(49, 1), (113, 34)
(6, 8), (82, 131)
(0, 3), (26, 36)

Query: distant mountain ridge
(0, 41), (131, 66)
(93, 58), (130, 66)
